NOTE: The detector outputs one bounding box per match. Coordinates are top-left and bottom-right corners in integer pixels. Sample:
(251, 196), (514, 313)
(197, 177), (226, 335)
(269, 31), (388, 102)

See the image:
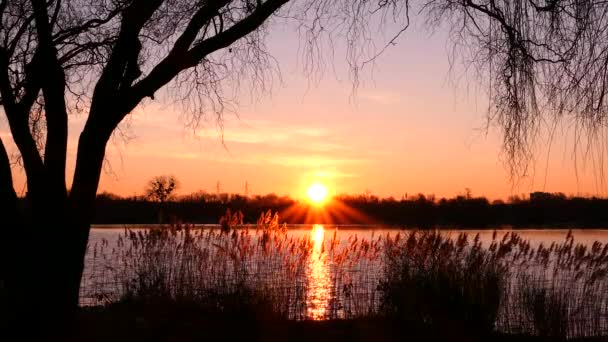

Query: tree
(0, 0), (408, 330)
(422, 1), (608, 178)
(146, 175), (179, 203)
(146, 174), (179, 223)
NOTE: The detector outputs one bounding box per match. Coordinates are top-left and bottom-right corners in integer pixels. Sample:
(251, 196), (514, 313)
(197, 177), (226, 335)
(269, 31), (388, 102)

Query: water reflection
(306, 224), (331, 320)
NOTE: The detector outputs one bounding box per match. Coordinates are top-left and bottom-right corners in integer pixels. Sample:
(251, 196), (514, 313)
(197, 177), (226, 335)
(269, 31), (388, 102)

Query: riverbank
(68, 303), (603, 342)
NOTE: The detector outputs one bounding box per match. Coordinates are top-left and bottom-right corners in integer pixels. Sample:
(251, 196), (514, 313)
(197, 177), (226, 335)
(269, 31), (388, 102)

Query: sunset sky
(3, 19), (607, 201)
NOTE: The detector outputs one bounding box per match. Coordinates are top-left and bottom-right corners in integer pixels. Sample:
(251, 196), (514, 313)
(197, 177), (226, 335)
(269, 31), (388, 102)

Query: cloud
(361, 91), (400, 105)
(257, 153), (367, 168)
(293, 127), (327, 137)
(202, 119), (309, 143)
(193, 119), (348, 152)
(308, 170), (359, 179)
(218, 130), (290, 144)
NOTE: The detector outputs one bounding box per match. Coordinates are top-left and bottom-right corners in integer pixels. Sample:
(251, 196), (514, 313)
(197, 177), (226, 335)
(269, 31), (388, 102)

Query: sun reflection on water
(307, 224), (331, 320)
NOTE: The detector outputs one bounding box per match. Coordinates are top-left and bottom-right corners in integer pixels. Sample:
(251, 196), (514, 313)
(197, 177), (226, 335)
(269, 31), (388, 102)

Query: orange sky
(3, 20), (608, 201)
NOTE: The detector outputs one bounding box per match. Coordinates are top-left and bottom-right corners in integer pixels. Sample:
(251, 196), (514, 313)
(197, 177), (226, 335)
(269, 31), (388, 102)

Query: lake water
(89, 224), (608, 246)
(83, 225), (608, 323)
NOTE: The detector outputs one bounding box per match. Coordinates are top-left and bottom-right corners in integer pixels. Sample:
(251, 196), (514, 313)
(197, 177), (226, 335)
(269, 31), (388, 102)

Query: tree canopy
(423, 0), (608, 177)
(146, 175), (179, 203)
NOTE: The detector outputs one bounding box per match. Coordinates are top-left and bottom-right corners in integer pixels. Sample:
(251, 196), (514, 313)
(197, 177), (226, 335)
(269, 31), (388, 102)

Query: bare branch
(423, 0), (608, 178)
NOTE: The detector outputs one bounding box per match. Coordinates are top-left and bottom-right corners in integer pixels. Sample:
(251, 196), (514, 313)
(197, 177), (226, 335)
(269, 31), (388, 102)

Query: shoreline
(90, 223), (608, 230)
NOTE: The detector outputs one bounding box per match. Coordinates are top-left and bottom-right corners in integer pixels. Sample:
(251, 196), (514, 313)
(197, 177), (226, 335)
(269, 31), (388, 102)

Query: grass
(499, 232), (608, 338)
(382, 230), (608, 338)
(83, 211), (384, 320)
(81, 213), (608, 339)
(379, 231), (504, 336)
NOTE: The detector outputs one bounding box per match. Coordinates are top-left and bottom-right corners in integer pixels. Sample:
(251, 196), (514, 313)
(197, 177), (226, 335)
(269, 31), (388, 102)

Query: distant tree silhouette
(146, 175), (179, 223)
(146, 175), (179, 204)
(0, 0), (408, 330)
(91, 190), (608, 227)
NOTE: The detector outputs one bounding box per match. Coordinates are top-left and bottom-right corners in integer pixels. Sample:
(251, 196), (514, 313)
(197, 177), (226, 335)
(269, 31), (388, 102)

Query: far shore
(90, 223), (608, 230)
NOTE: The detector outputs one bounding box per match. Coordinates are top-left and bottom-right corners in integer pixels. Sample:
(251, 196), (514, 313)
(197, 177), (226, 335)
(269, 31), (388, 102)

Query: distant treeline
(81, 191), (608, 228)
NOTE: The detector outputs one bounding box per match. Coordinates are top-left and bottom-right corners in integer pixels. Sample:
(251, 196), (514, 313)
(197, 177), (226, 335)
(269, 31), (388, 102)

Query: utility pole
(216, 180), (221, 195)
(244, 181), (249, 197)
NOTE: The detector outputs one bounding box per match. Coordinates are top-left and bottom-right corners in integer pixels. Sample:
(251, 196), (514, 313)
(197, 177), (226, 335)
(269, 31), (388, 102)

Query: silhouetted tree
(422, 1), (608, 177)
(0, 0), (408, 330)
(146, 175), (179, 203)
(146, 174), (179, 223)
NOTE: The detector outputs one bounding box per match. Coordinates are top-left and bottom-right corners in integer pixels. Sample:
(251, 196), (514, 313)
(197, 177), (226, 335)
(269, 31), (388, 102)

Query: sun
(307, 182), (328, 205)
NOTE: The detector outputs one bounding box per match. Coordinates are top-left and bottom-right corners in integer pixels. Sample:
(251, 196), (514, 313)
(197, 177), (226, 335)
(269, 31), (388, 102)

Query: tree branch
(90, 0), (164, 119)
(0, 48), (44, 195)
(187, 0), (287, 66)
(52, 6), (123, 44)
(126, 0), (288, 113)
(171, 0), (231, 54)
(0, 136), (17, 212)
(31, 0), (69, 201)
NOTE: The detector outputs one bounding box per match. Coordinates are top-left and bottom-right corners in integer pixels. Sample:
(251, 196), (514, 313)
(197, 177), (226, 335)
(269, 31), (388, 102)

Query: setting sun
(307, 183), (328, 204)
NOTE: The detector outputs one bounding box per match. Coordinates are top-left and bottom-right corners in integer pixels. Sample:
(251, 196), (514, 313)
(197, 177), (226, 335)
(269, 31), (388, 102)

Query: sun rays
(279, 198), (373, 224)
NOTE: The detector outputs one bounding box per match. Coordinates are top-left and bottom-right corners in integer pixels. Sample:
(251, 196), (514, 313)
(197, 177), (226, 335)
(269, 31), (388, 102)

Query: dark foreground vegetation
(38, 215), (605, 341)
(87, 190), (608, 227)
(71, 304), (600, 342)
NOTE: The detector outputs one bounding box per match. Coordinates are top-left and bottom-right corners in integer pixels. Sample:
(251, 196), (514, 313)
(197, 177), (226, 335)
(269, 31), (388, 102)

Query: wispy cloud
(361, 91), (401, 105)
(308, 169), (360, 179)
(260, 154), (366, 168)
(197, 119), (328, 144)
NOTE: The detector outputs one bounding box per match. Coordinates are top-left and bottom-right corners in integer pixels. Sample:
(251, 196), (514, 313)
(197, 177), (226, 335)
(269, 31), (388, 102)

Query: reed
(379, 231), (504, 335)
(381, 230), (608, 338)
(83, 211), (384, 320)
(81, 217), (608, 338)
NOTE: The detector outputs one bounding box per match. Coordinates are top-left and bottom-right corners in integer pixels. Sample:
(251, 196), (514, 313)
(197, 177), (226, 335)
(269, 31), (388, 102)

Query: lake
(82, 225), (608, 328)
(88, 224), (608, 246)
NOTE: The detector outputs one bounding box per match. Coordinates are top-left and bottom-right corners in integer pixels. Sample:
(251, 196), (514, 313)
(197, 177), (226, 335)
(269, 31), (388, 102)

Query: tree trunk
(1, 128), (108, 337)
(1, 202), (91, 338)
